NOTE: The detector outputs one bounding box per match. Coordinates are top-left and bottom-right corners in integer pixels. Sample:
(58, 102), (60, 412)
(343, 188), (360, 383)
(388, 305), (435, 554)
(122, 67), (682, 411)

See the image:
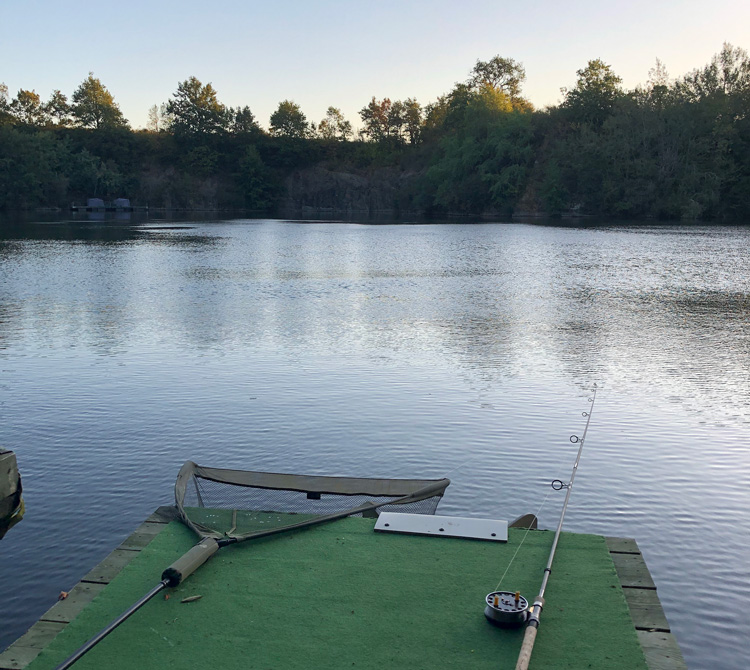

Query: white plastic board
(374, 512), (508, 542)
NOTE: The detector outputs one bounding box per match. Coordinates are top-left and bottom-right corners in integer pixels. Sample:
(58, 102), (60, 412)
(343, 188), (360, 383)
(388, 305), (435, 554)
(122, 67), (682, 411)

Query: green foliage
(236, 145), (276, 208)
(469, 56), (526, 100)
(9, 89), (48, 126)
(423, 56), (532, 142)
(359, 97), (392, 142)
(47, 90), (71, 126)
(183, 146), (219, 177)
(270, 100), (309, 138)
(402, 99), (423, 144)
(561, 59), (623, 126)
(0, 127), (68, 208)
(318, 107), (353, 141)
(230, 106), (261, 135)
(676, 43), (750, 100)
(359, 97), (423, 144)
(2, 44), (750, 219)
(166, 77), (228, 136)
(71, 73), (128, 129)
(423, 87), (534, 213)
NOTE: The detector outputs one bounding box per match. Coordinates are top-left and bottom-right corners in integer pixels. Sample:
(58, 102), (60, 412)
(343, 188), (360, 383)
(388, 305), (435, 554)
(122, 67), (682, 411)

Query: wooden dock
(0, 509), (686, 670)
(0, 508), (176, 670)
(605, 536), (687, 670)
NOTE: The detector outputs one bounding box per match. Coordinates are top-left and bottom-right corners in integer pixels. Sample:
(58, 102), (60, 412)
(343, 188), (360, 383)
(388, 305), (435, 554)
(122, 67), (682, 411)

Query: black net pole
(53, 580), (168, 670)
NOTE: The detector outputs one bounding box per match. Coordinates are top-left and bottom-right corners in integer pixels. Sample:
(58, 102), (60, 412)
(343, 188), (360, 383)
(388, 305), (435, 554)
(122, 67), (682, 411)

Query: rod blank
(514, 387), (598, 670)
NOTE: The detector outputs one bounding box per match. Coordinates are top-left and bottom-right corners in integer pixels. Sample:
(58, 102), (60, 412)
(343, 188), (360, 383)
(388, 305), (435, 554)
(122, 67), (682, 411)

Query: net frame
(174, 461), (450, 541)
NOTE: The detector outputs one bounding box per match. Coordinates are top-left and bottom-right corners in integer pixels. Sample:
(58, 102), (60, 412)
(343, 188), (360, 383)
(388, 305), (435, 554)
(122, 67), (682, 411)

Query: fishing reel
(484, 590), (529, 628)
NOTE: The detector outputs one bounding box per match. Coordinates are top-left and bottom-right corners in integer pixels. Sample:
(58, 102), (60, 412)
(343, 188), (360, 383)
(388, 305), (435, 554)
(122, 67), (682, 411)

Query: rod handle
(161, 538), (219, 586)
(515, 624), (538, 670)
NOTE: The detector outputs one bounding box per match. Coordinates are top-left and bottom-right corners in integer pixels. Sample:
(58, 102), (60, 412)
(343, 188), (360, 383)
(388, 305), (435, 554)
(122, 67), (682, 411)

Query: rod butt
(515, 623), (538, 670)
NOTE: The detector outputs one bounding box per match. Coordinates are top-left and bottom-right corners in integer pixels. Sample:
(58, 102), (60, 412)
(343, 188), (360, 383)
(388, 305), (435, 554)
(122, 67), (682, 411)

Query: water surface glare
(1, 218), (749, 669)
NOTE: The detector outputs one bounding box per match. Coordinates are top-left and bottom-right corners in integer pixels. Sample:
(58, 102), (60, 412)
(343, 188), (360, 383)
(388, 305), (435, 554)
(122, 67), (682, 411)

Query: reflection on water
(0, 218), (749, 669)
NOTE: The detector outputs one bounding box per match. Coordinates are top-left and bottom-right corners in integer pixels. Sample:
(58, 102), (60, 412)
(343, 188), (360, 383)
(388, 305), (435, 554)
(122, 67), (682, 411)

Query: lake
(1, 216), (748, 669)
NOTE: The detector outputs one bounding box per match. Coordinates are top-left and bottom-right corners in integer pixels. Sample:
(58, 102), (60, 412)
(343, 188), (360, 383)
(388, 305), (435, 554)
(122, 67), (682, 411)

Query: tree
(423, 85), (532, 213)
(0, 83), (11, 125)
(634, 59), (674, 111)
(269, 100), (309, 138)
(9, 89), (48, 126)
(676, 43), (750, 101)
(402, 98), (422, 144)
(71, 73), (128, 129)
(166, 77), (228, 136)
(46, 90), (71, 126)
(184, 146), (218, 177)
(229, 106), (261, 135)
(0, 127), (70, 208)
(359, 97), (392, 141)
(237, 145), (274, 208)
(317, 107), (352, 141)
(147, 104), (161, 132)
(562, 59), (623, 125)
(469, 56), (526, 99)
(423, 84), (473, 135)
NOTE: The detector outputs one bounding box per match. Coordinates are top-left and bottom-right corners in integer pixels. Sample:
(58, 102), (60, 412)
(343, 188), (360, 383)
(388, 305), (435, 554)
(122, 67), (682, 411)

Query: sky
(1, 0), (749, 130)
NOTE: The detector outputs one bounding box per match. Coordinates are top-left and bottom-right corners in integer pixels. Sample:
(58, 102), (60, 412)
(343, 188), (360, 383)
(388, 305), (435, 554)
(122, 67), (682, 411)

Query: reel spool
(484, 590), (529, 628)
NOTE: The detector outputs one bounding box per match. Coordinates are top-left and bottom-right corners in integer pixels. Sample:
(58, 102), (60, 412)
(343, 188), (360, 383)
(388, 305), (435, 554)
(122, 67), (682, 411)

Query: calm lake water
(1, 217), (748, 669)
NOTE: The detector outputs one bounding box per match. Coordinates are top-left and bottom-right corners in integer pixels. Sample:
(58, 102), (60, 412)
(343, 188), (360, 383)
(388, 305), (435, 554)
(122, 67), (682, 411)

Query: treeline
(1, 44), (749, 219)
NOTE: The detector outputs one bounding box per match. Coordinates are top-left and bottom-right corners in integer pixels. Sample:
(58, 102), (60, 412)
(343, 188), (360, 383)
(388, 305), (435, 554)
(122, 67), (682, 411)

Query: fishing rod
(483, 386), (597, 670)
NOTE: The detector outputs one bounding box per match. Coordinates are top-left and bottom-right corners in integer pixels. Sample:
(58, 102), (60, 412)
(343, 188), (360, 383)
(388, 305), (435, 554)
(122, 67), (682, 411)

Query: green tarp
(28, 518), (647, 669)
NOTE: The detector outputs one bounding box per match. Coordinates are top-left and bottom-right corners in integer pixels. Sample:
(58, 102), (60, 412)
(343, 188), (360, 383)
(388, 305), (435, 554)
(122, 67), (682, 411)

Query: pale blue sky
(1, 0), (748, 129)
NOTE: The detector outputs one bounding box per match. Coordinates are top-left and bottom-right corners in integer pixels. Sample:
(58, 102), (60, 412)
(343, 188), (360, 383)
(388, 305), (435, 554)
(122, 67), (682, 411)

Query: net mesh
(174, 461), (449, 541)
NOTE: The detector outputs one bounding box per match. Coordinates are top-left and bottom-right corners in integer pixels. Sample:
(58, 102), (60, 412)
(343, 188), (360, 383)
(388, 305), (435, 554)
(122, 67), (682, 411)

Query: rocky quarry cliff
(281, 166), (417, 217)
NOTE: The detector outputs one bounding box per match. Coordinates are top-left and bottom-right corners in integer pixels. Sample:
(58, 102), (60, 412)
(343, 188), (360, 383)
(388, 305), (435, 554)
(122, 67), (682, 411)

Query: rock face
(281, 166), (414, 216)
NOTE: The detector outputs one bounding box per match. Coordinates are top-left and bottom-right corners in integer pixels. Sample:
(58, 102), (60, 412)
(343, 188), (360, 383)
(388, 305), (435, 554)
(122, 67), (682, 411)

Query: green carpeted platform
(27, 518), (648, 669)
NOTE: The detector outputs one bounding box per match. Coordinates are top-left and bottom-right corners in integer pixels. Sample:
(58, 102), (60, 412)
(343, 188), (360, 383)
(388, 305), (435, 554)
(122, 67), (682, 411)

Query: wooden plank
(38, 582), (106, 624)
(0, 622), (66, 670)
(0, 644), (44, 669)
(117, 520), (168, 550)
(605, 536), (641, 554)
(0, 510), (173, 669)
(81, 548), (142, 584)
(636, 630), (688, 670)
(611, 551), (657, 589)
(2, 621), (66, 650)
(607, 538), (685, 669)
(621, 588), (671, 631)
(145, 506), (177, 524)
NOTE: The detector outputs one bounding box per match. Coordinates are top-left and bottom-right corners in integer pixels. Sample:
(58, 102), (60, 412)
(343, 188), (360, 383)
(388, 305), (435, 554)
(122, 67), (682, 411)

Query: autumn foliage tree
(317, 107), (352, 141)
(469, 56), (526, 100)
(71, 73), (128, 129)
(9, 90), (46, 126)
(359, 97), (423, 143)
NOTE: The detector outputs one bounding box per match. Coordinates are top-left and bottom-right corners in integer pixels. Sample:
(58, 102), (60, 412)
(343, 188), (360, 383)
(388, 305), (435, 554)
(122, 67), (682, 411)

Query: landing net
(174, 461), (450, 541)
